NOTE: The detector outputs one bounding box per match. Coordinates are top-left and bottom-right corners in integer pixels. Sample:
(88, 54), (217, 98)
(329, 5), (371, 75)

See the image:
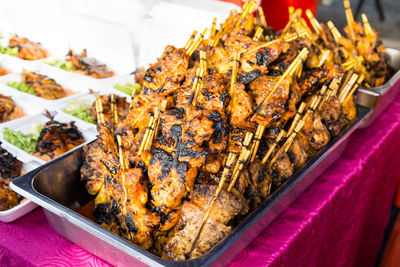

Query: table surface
(1, 93), (400, 267)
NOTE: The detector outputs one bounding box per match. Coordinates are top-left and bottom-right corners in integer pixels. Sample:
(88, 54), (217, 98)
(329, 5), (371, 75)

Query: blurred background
(0, 0), (398, 73)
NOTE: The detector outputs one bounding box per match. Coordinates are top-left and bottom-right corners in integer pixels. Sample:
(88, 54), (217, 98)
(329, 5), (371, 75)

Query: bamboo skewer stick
(288, 6), (295, 20)
(361, 14), (374, 37)
(110, 94), (117, 134)
(187, 28), (208, 56)
(228, 131), (254, 191)
(116, 135), (129, 215)
(229, 52), (240, 96)
(253, 26), (264, 41)
(249, 125), (265, 162)
(138, 114), (156, 155)
(188, 152), (237, 255)
(227, 150), (252, 192)
(344, 74), (365, 102)
(344, 0), (356, 42)
(190, 51), (207, 108)
(268, 120), (305, 168)
(210, 18), (217, 39)
(235, 0), (256, 27)
(258, 7), (267, 28)
(318, 78), (341, 110)
(318, 50), (331, 67)
(305, 9), (322, 35)
(184, 30), (198, 50)
(261, 130), (286, 165)
(338, 73), (359, 103)
(287, 102), (306, 137)
(95, 98), (105, 124)
(327, 21), (342, 43)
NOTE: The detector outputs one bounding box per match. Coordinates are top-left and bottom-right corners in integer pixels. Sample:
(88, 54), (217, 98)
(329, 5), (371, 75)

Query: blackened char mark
(149, 148), (174, 181)
(239, 69), (261, 84)
(256, 47), (274, 66)
(208, 110), (227, 144)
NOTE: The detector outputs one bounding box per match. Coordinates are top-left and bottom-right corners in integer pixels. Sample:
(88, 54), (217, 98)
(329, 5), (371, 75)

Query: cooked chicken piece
(287, 136), (308, 169)
(301, 111), (330, 154)
(9, 35), (49, 60)
(162, 184), (247, 260)
(320, 94), (343, 137)
(148, 149), (198, 211)
(0, 94), (15, 123)
(67, 49), (115, 78)
(80, 140), (105, 195)
(21, 70), (67, 100)
(36, 113), (85, 160)
(229, 83), (254, 130)
(249, 75), (291, 127)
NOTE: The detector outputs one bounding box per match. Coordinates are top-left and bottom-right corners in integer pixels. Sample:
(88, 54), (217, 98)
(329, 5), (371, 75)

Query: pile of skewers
(80, 0), (392, 260)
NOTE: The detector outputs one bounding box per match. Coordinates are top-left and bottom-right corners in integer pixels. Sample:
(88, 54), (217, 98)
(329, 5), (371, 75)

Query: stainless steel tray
(11, 106), (372, 267)
(356, 47), (400, 128)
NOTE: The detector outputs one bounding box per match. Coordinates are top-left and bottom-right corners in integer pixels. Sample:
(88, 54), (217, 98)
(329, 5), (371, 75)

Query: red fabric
(218, 0), (319, 30)
(1, 93), (400, 266)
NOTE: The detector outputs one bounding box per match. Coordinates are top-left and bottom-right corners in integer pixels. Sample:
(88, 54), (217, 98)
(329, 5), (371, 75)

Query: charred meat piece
(148, 149), (198, 211)
(249, 75), (291, 127)
(320, 94), (343, 137)
(21, 70), (68, 100)
(162, 184), (247, 260)
(9, 35), (49, 60)
(66, 49), (115, 78)
(0, 94), (15, 123)
(36, 113), (85, 160)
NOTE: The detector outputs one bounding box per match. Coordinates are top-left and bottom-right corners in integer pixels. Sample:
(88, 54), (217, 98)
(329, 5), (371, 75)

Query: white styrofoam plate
(0, 110), (97, 164)
(0, 85), (40, 123)
(38, 55), (126, 89)
(0, 71), (88, 108)
(0, 144), (41, 223)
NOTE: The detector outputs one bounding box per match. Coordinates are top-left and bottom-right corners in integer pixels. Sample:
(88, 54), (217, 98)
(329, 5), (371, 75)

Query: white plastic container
(0, 71), (88, 108)
(0, 85), (40, 123)
(0, 144), (41, 223)
(0, 110), (97, 164)
(38, 55), (128, 89)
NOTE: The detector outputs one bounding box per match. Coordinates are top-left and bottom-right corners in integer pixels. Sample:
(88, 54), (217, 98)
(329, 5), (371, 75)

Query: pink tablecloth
(2, 95), (400, 267)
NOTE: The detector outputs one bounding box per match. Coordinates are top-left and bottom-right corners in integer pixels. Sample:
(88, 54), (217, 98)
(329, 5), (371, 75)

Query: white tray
(0, 110), (97, 164)
(0, 71), (87, 108)
(0, 144), (41, 223)
(0, 85), (40, 123)
(38, 55), (126, 89)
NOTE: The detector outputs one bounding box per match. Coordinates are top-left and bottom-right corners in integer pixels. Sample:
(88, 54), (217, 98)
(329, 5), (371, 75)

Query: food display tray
(11, 106), (371, 266)
(0, 111), (97, 165)
(37, 56), (128, 89)
(356, 48), (400, 128)
(0, 143), (41, 223)
(0, 71), (89, 108)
